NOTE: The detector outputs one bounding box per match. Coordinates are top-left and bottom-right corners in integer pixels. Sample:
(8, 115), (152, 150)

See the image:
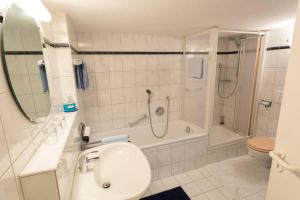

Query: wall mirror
(1, 3), (51, 122)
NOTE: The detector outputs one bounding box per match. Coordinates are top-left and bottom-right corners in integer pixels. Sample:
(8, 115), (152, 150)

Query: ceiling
(43, 0), (299, 36)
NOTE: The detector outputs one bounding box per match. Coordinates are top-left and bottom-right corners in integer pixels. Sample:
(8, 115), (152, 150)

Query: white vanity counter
(20, 112), (77, 176)
(20, 112), (80, 200)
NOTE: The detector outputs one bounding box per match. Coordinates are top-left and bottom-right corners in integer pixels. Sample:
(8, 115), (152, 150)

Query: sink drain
(102, 182), (111, 189)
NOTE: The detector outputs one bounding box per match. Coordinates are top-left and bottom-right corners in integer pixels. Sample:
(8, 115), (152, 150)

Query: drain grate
(102, 182), (111, 189)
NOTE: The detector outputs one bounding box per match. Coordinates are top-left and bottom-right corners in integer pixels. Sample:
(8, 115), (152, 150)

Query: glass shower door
(234, 36), (262, 135)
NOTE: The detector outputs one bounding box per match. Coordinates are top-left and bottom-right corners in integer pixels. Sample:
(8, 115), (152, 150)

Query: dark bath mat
(140, 186), (190, 200)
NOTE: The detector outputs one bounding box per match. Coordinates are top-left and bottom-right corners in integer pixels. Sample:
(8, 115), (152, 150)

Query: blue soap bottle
(63, 96), (77, 112)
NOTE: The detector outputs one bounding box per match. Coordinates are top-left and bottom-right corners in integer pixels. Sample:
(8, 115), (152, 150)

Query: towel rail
(269, 151), (300, 174)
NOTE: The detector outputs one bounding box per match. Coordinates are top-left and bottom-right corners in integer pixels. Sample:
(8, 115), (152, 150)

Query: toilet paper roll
(82, 126), (91, 142)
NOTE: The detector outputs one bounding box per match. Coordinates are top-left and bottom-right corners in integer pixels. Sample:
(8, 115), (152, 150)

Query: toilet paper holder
(79, 122), (89, 143)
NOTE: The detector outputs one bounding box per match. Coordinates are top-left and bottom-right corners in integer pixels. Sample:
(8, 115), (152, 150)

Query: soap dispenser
(63, 96), (78, 112)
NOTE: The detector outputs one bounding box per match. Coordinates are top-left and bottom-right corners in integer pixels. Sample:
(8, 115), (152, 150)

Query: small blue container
(63, 103), (77, 112)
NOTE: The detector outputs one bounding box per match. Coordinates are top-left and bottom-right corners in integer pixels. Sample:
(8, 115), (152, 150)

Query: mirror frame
(0, 7), (50, 123)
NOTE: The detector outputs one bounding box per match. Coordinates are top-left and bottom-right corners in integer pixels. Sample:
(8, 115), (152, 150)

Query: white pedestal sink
(72, 142), (151, 200)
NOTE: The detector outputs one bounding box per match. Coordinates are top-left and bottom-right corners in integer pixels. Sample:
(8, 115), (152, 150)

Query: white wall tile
(99, 106), (113, 121)
(144, 151), (158, 169)
(109, 55), (123, 71)
(0, 168), (20, 200)
(83, 92), (98, 107)
(158, 165), (172, 179)
(158, 148), (171, 167)
(96, 73), (110, 89)
(125, 102), (137, 118)
(76, 32), (93, 51)
(79, 32), (184, 133)
(0, 93), (32, 161)
(255, 27), (292, 138)
(124, 88), (137, 103)
(112, 104), (125, 119)
(97, 89), (111, 105)
(94, 55), (109, 73)
(122, 55), (135, 71)
(172, 145), (185, 163)
(110, 72), (123, 88)
(110, 88), (124, 104)
(92, 33), (107, 51)
(107, 33), (122, 51)
(123, 71), (136, 87)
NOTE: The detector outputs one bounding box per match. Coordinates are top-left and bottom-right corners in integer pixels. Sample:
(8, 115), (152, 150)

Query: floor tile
(198, 167), (213, 177)
(161, 176), (179, 190)
(149, 156), (269, 200)
(182, 182), (203, 198)
(192, 194), (209, 200)
(246, 193), (265, 200)
(149, 180), (165, 194)
(218, 186), (239, 200)
(205, 189), (228, 200)
(185, 169), (206, 181)
(174, 173), (193, 185)
(195, 178), (215, 192)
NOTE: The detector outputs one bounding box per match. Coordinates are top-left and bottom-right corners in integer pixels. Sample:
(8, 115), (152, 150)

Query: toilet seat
(247, 137), (275, 153)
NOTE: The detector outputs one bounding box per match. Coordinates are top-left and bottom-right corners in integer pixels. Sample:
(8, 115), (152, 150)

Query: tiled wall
(207, 141), (248, 164)
(0, 31), (53, 200)
(0, 12), (81, 200)
(39, 13), (79, 107)
(256, 27), (293, 137)
(143, 136), (208, 181)
(184, 34), (210, 128)
(76, 32), (185, 133)
(213, 38), (239, 128)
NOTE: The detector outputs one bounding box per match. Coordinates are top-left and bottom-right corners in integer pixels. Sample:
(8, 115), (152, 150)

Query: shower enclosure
(184, 29), (265, 148)
(211, 31), (264, 146)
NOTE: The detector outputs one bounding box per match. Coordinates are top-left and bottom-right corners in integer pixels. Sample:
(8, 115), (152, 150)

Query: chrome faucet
(78, 151), (100, 173)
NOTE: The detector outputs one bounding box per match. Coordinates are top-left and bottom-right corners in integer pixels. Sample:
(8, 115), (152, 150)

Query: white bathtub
(91, 120), (208, 180)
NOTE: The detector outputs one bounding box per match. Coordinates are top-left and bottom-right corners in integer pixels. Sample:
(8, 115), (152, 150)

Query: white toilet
(247, 137), (275, 168)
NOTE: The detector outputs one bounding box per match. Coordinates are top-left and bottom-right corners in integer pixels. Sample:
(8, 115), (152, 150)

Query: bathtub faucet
(128, 114), (148, 127)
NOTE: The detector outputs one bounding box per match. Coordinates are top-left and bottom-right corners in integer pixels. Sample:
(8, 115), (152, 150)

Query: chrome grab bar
(269, 151), (300, 174)
(128, 114), (148, 127)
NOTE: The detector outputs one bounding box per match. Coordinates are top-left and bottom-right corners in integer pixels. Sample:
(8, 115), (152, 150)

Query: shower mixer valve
(155, 107), (165, 116)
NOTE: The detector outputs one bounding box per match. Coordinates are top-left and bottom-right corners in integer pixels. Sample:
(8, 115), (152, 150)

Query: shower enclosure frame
(215, 30), (267, 137)
(184, 28), (267, 138)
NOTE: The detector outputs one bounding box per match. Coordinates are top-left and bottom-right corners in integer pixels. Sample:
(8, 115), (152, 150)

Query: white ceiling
(43, 0), (299, 35)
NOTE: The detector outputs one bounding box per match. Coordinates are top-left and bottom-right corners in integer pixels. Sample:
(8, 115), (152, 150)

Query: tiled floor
(144, 155), (270, 200)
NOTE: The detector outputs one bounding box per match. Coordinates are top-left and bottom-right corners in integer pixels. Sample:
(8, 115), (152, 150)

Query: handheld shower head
(146, 89), (151, 103)
(146, 89), (151, 94)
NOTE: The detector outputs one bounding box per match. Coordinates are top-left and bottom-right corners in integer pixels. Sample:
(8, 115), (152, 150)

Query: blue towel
(74, 62), (89, 90)
(101, 135), (129, 144)
(38, 61), (49, 92)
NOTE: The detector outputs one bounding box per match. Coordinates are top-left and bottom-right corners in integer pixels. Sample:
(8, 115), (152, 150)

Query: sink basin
(72, 142), (151, 200)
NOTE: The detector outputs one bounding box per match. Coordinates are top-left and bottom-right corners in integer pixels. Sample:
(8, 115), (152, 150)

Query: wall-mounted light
(0, 0), (13, 11)
(0, 0), (52, 22)
(15, 0), (52, 22)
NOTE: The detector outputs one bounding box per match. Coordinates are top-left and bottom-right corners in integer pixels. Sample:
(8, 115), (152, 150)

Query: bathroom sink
(72, 142), (151, 200)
